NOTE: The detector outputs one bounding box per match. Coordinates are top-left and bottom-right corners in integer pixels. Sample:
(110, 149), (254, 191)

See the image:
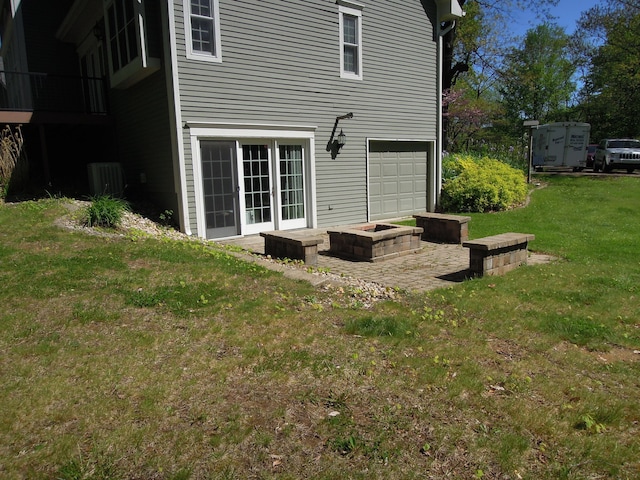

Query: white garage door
(368, 141), (428, 220)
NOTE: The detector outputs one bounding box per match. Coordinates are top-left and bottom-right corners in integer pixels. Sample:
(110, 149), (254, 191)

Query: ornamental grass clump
(0, 125), (25, 198)
(440, 154), (527, 213)
(85, 195), (129, 228)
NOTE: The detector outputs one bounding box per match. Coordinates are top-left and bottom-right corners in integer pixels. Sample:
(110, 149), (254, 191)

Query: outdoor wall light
(336, 129), (346, 149)
(327, 112), (353, 159)
(93, 21), (104, 41)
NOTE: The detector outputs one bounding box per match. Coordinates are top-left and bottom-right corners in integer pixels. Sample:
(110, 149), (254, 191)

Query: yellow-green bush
(440, 154), (527, 213)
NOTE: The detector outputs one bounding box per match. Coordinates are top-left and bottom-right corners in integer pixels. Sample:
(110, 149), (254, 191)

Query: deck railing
(0, 71), (108, 115)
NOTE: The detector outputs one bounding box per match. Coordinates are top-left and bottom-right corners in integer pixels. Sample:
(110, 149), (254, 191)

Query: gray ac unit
(87, 162), (125, 197)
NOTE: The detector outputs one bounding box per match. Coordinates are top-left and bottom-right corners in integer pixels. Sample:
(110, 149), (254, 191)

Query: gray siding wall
(173, 0), (438, 233)
(111, 70), (177, 214)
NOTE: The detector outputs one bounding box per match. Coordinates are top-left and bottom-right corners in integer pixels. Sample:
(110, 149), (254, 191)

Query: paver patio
(220, 227), (553, 293)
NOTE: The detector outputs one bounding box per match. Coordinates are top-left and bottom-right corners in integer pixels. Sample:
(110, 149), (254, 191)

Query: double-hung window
(338, 1), (363, 80)
(185, 0), (222, 62)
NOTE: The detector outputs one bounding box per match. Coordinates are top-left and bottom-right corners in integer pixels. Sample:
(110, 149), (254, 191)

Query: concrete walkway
(219, 228), (553, 293)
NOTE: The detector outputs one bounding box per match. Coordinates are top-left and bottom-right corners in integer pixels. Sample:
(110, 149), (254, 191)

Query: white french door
(194, 129), (314, 240)
(276, 141), (307, 230)
(237, 140), (308, 235)
(239, 142), (275, 235)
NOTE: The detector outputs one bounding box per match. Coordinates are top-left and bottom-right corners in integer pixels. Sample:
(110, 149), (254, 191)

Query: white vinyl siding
(184, 0), (222, 62)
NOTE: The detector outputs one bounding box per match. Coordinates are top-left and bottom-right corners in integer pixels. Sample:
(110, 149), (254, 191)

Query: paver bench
(260, 231), (324, 265)
(413, 212), (471, 244)
(463, 232), (535, 277)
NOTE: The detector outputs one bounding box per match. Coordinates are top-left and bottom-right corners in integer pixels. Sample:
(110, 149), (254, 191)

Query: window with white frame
(104, 0), (160, 89)
(338, 2), (363, 80)
(185, 0), (222, 62)
(106, 0), (138, 73)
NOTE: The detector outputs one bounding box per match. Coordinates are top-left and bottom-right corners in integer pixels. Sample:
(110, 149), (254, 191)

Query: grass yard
(1, 175), (639, 479)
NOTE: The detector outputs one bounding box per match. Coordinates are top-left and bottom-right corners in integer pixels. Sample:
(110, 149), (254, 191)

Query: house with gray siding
(0, 0), (463, 239)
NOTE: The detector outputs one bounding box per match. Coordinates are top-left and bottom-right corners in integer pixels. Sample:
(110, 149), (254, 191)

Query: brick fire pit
(327, 223), (423, 262)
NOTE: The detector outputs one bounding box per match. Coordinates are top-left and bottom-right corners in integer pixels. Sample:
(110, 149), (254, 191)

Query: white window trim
(336, 0), (365, 9)
(184, 0), (222, 63)
(339, 4), (363, 80)
(10, 0), (20, 15)
(188, 125), (317, 239)
(164, 1), (191, 235)
(274, 140), (309, 230)
(105, 0), (140, 73)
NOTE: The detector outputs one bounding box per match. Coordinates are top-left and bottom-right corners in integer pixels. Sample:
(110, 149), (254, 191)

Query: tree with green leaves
(442, 0), (560, 151)
(575, 1), (640, 139)
(498, 23), (576, 134)
(444, 0), (561, 94)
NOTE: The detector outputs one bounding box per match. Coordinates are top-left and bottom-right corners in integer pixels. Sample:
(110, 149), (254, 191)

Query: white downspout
(432, 20), (455, 212)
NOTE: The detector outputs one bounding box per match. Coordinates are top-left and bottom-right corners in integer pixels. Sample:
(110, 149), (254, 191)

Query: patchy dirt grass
(1, 197), (639, 479)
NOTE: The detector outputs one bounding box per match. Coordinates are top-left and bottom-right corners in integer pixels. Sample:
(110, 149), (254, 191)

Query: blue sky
(509, 0), (601, 37)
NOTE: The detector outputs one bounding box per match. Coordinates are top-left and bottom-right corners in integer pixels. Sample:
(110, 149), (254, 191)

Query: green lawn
(1, 175), (639, 479)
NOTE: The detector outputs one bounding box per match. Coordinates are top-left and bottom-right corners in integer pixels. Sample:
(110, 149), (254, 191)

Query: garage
(368, 140), (430, 220)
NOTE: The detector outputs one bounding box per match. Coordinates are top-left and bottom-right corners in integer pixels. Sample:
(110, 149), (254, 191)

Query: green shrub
(85, 195), (129, 228)
(440, 154), (527, 213)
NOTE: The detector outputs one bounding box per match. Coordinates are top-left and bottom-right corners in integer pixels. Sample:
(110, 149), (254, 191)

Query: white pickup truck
(594, 139), (640, 173)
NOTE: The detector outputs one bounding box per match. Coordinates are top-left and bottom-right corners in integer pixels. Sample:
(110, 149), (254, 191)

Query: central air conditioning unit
(87, 162), (125, 197)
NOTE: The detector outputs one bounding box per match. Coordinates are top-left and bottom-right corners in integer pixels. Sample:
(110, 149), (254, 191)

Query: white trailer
(531, 122), (591, 171)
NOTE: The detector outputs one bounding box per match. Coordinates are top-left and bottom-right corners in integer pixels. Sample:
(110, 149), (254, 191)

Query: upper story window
(185, 0), (222, 62)
(104, 0), (160, 89)
(107, 0), (137, 73)
(338, 1), (363, 80)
